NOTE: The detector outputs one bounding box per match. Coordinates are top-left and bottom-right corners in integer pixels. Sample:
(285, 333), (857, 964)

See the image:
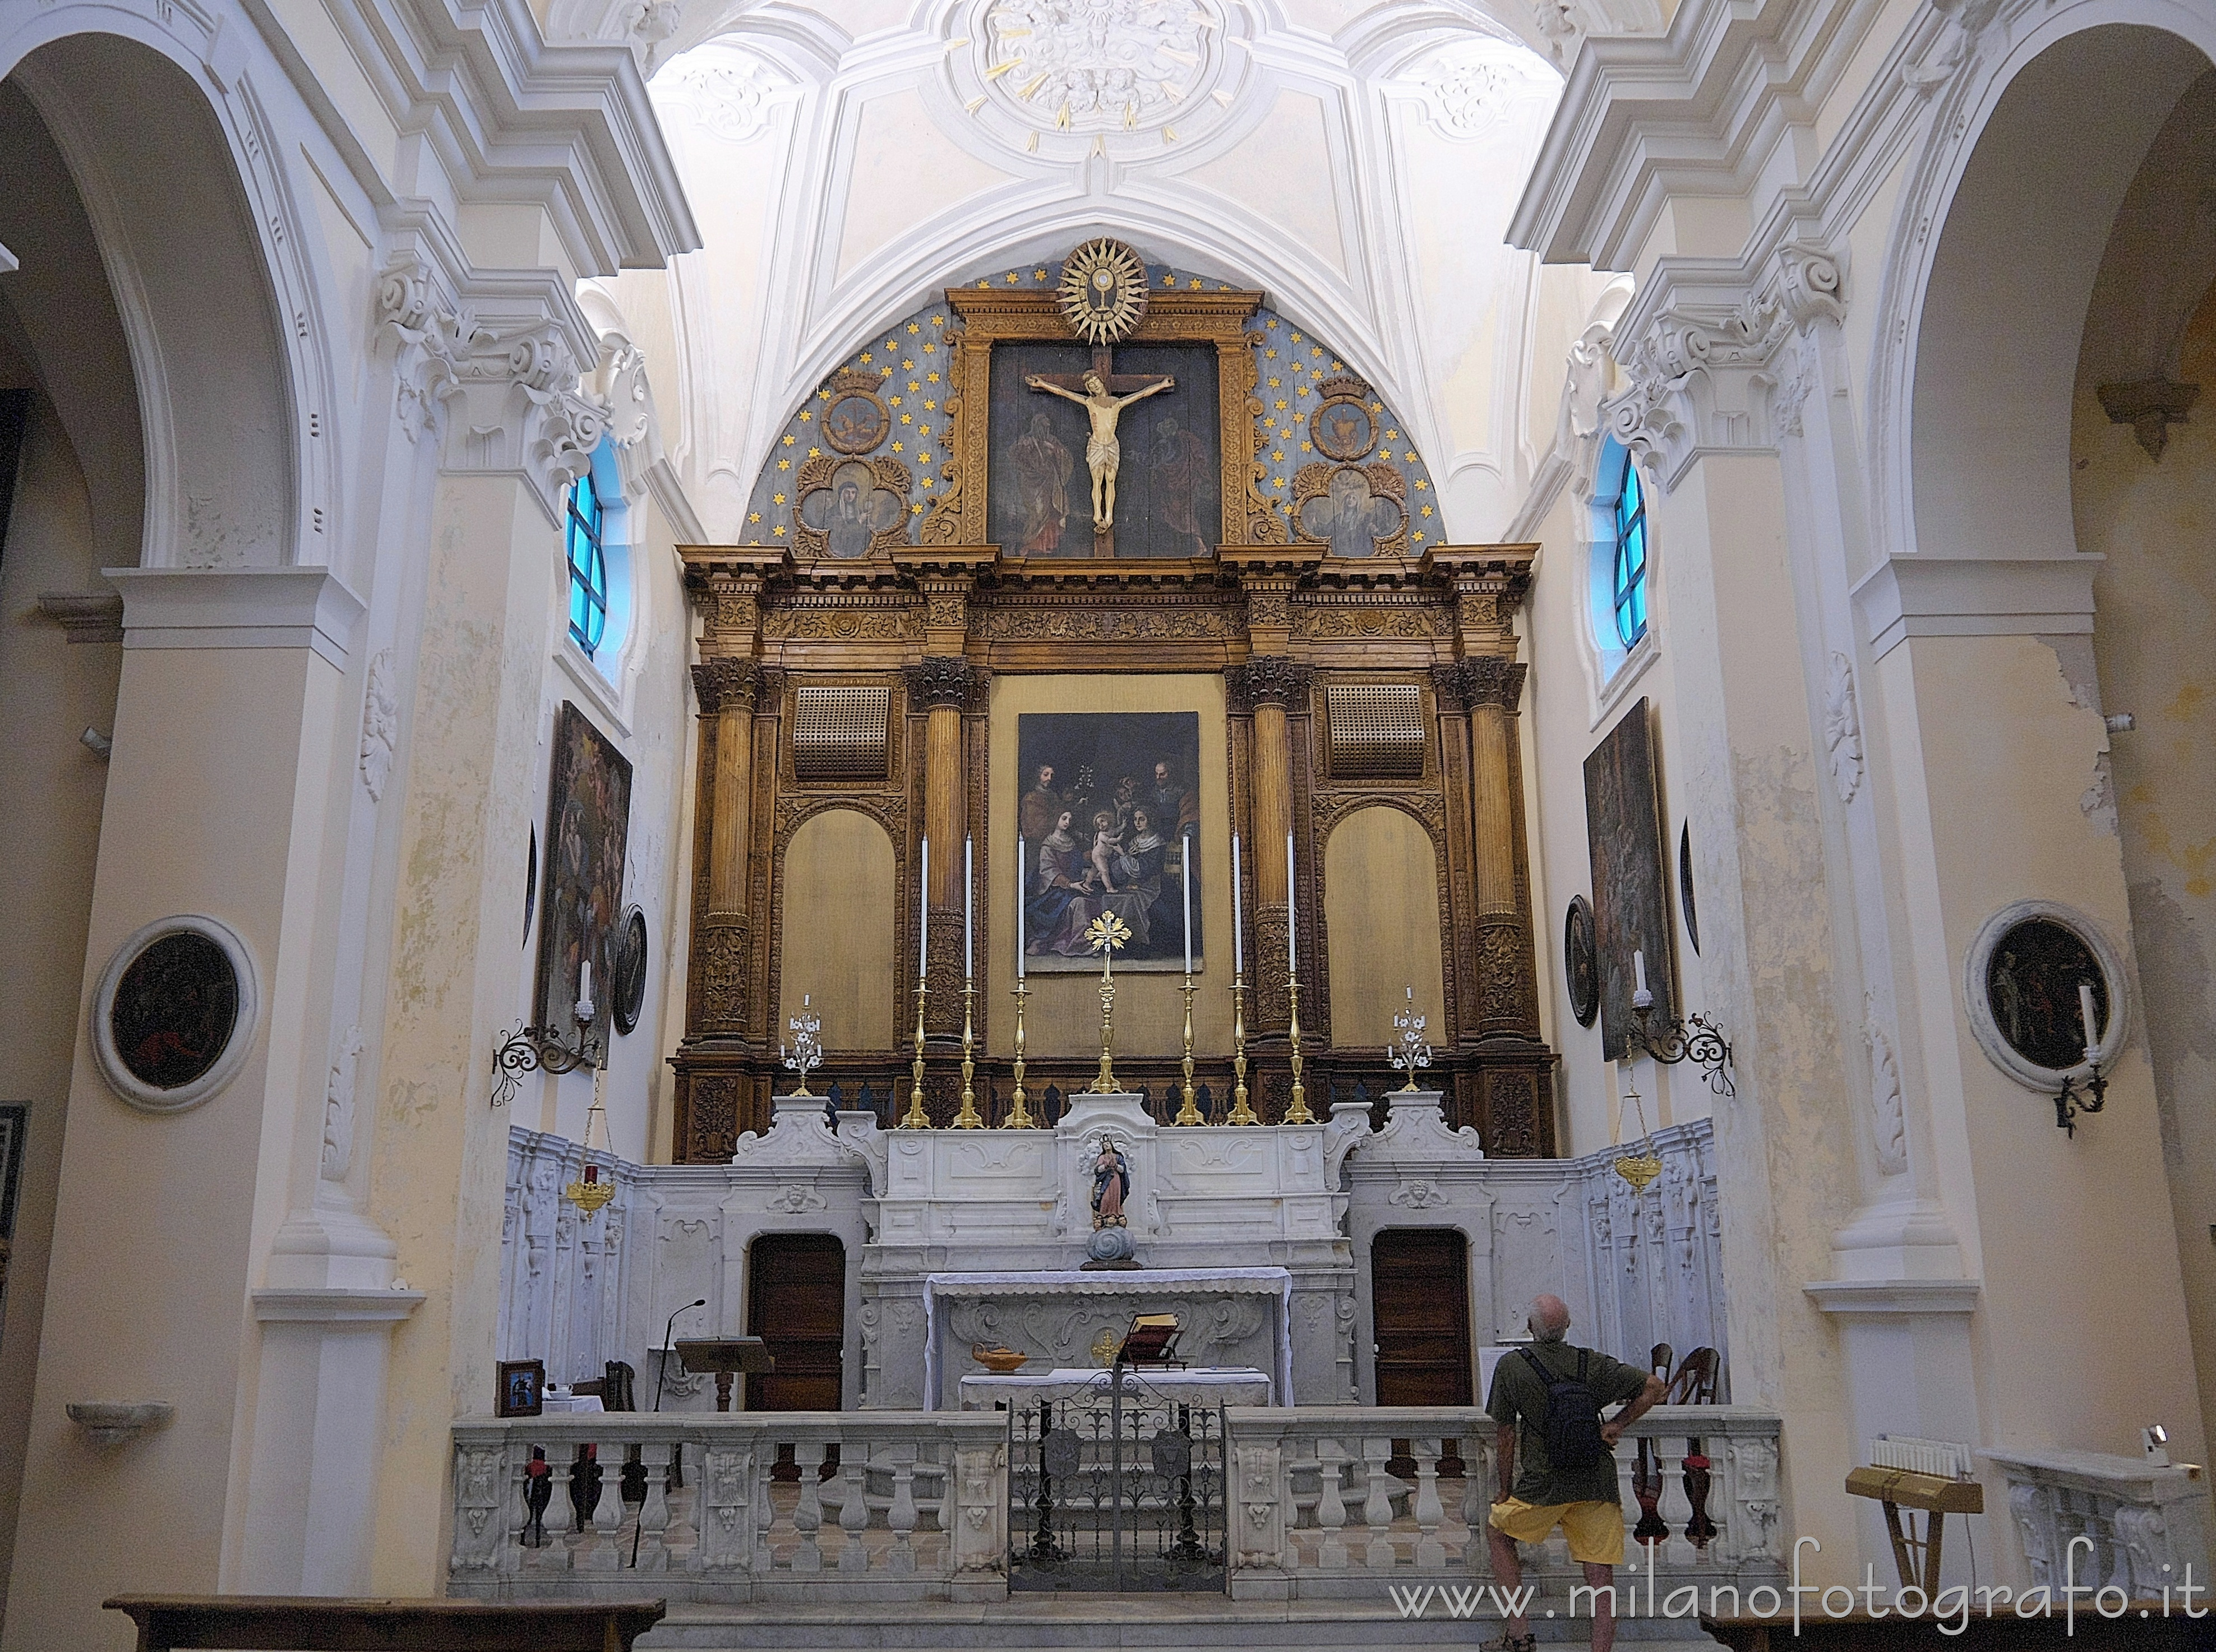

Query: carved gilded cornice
(1421, 545), (1536, 656)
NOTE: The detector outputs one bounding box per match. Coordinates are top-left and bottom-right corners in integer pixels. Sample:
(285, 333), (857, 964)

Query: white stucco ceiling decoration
(598, 0), (1634, 546)
(952, 0), (1248, 158)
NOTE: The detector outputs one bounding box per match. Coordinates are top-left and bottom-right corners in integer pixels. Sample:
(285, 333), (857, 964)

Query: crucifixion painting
(1025, 361), (1175, 533)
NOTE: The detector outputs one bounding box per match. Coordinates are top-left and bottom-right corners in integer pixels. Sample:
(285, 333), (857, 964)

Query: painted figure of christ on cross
(1025, 347), (1175, 534)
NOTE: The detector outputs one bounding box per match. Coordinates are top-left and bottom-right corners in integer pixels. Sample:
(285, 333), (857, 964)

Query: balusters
(1460, 1432), (1490, 1570)
(1412, 1438), (1446, 1570)
(635, 1442), (672, 1572)
(792, 1439), (827, 1572)
(1315, 1438), (1350, 1568)
(751, 1443), (777, 1574)
(887, 1443), (919, 1574)
(1359, 1436), (1397, 1568)
(585, 1437), (625, 1570)
(838, 1446), (871, 1572)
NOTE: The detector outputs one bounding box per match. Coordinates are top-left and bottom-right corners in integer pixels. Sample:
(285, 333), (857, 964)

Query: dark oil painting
(1583, 699), (1673, 1060)
(111, 930), (242, 1091)
(535, 702), (634, 1057)
(1987, 916), (2109, 1069)
(988, 342), (1219, 559)
(1018, 712), (1202, 973)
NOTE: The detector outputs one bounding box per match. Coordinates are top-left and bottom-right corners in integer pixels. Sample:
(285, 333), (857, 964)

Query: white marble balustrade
(447, 1404), (1778, 1604)
(1225, 1405), (1783, 1601)
(1987, 1447), (2212, 1598)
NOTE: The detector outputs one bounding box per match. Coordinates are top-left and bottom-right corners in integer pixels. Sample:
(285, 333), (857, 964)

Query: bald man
(1484, 1294), (1666, 1652)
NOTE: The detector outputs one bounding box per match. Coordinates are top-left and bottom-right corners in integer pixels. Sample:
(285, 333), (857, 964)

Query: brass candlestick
(1087, 913), (1130, 1093)
(1284, 973), (1314, 1124)
(899, 980), (930, 1128)
(1174, 976), (1202, 1124)
(1005, 980), (1034, 1127)
(953, 981), (982, 1128)
(1226, 974), (1257, 1125)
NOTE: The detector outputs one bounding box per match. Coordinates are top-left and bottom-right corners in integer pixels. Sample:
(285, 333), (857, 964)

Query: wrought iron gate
(1007, 1369), (1226, 1591)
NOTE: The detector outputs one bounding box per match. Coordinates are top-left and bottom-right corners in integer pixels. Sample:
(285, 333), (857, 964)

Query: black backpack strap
(1577, 1349), (1589, 1381)
(1520, 1347), (1554, 1387)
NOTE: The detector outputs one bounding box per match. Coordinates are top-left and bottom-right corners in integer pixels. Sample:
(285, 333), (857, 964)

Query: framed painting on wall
(1583, 699), (1673, 1060)
(1017, 711), (1202, 972)
(533, 703), (634, 1057)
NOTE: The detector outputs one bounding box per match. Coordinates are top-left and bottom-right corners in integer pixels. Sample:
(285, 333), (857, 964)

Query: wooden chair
(1667, 1346), (1719, 1405)
(1649, 1341), (1675, 1382)
(103, 1596), (664, 1651)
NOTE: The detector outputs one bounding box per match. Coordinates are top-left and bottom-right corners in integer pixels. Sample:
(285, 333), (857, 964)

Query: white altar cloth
(921, 1267), (1294, 1410)
(959, 1365), (1273, 1410)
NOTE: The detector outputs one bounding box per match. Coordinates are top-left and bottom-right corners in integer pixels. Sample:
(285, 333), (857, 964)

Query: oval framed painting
(1963, 900), (2127, 1089)
(611, 904), (649, 1036)
(92, 915), (259, 1113)
(1564, 896), (1599, 1028)
(823, 388), (890, 455)
(1310, 396), (1377, 462)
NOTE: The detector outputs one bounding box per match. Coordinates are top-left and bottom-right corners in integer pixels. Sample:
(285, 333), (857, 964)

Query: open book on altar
(1119, 1313), (1181, 1367)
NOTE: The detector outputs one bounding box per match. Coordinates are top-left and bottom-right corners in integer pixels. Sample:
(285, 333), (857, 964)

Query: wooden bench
(103, 1595), (666, 1652)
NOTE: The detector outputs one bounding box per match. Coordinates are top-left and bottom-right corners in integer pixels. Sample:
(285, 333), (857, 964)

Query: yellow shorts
(1488, 1497), (1625, 1566)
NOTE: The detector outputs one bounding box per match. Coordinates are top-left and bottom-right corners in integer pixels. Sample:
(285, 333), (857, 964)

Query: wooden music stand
(673, 1337), (774, 1413)
(1844, 1465), (1984, 1593)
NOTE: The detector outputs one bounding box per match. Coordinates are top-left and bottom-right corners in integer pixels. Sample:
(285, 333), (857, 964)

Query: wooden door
(1370, 1228), (1474, 1405)
(745, 1233), (846, 1411)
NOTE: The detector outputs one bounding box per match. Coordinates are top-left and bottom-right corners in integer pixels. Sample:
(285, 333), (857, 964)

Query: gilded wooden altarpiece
(670, 269), (1554, 1159)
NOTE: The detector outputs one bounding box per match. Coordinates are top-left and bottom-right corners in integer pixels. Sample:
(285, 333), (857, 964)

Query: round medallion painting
(94, 915), (257, 1112)
(1984, 915), (2109, 1071)
(1311, 398), (1377, 462)
(823, 391), (890, 455)
(611, 905), (649, 1036)
(1564, 896), (1599, 1028)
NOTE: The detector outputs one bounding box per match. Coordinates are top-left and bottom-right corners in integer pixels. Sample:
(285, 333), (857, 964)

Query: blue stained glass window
(1612, 454), (1649, 649)
(565, 467), (608, 657)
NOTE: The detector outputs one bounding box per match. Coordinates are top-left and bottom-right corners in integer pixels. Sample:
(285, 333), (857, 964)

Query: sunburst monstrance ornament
(1058, 238), (1149, 345)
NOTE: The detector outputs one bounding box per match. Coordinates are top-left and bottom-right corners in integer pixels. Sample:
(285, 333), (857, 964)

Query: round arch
(1322, 802), (1448, 1056)
(777, 807), (899, 1052)
(2, 25), (316, 570)
(1872, 4), (2216, 562)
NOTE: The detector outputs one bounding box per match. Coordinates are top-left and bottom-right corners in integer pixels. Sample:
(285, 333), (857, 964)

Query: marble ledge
(252, 1285), (428, 1323)
(1801, 1277), (1982, 1316)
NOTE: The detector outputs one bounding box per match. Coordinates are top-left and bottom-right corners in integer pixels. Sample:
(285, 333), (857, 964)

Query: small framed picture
(497, 1359), (545, 1418)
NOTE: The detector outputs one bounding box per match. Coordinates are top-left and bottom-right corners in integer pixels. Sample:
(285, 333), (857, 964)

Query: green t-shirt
(1484, 1341), (1648, 1508)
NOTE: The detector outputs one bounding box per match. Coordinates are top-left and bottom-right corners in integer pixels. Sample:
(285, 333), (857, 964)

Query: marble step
(637, 1595), (1716, 1650)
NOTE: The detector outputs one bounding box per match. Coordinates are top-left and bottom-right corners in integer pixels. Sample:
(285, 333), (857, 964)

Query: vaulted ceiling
(558, 1), (1638, 542)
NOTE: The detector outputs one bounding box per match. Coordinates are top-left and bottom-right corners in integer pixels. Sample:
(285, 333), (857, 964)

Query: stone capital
(1457, 656), (1527, 713)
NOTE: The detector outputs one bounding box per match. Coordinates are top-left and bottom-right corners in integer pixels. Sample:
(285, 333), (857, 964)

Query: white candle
(1017, 836), (1027, 981)
(1180, 830), (1193, 975)
(1633, 949), (1647, 995)
(1231, 834), (1244, 975)
(2079, 980), (2099, 1055)
(964, 836), (974, 981)
(1285, 829), (1297, 975)
(918, 837), (930, 978)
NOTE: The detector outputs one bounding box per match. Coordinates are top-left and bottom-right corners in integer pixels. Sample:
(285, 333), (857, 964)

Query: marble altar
(923, 1268), (1292, 1409)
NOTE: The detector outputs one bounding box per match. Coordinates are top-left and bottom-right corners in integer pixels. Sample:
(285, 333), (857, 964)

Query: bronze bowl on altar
(970, 1342), (1029, 1374)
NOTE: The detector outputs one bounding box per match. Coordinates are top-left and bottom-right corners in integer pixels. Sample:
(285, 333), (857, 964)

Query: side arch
(777, 806), (899, 1053)
(1323, 802), (1448, 1060)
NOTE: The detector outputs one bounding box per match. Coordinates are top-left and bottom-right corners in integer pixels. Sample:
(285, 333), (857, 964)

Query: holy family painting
(534, 702), (634, 1056)
(988, 343), (1220, 559)
(1018, 712), (1202, 973)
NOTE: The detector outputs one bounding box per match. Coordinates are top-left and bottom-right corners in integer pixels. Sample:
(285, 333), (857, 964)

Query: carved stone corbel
(2098, 379), (2200, 462)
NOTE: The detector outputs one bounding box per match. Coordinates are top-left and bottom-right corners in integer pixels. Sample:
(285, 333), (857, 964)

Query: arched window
(1610, 452), (1649, 649)
(565, 465), (609, 657)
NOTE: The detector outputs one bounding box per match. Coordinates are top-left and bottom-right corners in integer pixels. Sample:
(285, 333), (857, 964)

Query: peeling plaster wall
(2076, 276), (2216, 1462)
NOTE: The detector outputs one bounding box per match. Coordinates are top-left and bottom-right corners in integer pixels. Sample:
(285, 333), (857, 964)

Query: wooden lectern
(674, 1337), (774, 1413)
(1844, 1465), (1984, 1593)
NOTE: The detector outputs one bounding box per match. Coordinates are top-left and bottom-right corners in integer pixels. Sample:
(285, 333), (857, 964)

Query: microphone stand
(634, 1298), (705, 1567)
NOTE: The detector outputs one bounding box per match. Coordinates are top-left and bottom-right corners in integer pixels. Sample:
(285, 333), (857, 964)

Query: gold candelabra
(1226, 973), (1257, 1125)
(1005, 980), (1034, 1127)
(953, 981), (982, 1128)
(899, 980), (930, 1128)
(1174, 976), (1202, 1124)
(1284, 973), (1314, 1124)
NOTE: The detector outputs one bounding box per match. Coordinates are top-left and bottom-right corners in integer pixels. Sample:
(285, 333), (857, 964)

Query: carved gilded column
(1463, 656), (1534, 1033)
(1226, 656), (1312, 1033)
(691, 658), (762, 1032)
(907, 656), (980, 1036)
